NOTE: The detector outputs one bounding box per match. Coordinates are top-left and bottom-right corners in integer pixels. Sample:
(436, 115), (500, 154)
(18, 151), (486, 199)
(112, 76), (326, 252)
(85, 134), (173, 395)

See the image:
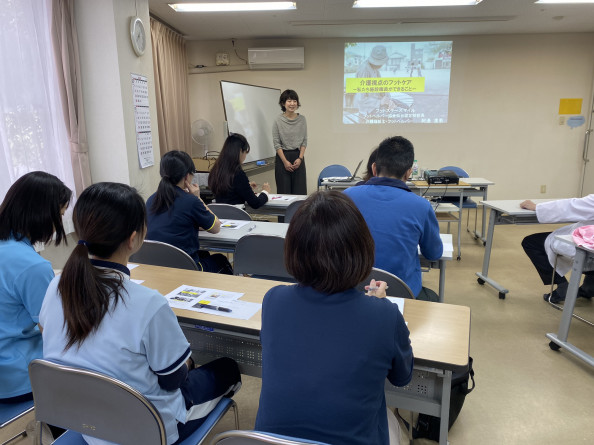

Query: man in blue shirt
(344, 136), (442, 298)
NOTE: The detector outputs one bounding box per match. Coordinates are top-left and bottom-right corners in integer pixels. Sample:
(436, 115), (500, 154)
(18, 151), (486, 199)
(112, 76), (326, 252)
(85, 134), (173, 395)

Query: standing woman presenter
(273, 89), (307, 195)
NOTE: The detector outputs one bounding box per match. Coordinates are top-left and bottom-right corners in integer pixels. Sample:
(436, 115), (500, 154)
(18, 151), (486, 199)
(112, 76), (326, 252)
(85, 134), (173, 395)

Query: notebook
(324, 160), (363, 182)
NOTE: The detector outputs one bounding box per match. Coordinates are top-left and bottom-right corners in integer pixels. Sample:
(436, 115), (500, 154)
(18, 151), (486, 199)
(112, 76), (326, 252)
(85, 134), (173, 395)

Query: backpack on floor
(413, 356), (475, 441)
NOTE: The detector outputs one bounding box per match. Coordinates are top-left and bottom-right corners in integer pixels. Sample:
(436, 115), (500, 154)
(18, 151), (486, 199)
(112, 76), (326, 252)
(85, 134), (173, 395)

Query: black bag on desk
(413, 357), (475, 441)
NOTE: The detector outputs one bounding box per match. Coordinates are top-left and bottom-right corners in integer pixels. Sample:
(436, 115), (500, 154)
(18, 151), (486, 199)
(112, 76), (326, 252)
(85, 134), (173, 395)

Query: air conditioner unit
(248, 47), (304, 70)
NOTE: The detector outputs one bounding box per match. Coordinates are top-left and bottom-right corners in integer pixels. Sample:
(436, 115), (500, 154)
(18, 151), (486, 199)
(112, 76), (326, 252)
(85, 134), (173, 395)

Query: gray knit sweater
(272, 114), (308, 151)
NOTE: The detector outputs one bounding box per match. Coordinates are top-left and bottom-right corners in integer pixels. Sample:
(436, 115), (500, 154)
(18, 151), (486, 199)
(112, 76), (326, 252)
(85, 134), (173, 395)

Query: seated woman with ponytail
(146, 150), (232, 274)
(39, 182), (241, 445)
(208, 133), (271, 208)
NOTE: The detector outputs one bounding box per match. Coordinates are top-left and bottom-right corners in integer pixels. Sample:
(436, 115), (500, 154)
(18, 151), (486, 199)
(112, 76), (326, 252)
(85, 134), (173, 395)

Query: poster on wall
(131, 73), (154, 168)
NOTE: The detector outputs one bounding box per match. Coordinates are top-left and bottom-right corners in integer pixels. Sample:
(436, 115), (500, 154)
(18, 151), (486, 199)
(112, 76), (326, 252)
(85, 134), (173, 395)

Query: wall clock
(130, 16), (146, 57)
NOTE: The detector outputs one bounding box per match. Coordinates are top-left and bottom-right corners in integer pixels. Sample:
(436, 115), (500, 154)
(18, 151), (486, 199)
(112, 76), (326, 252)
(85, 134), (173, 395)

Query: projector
(424, 169), (459, 185)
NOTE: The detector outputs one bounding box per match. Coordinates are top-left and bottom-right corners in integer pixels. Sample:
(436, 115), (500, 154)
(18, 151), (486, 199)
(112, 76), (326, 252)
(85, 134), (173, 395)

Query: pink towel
(572, 225), (594, 251)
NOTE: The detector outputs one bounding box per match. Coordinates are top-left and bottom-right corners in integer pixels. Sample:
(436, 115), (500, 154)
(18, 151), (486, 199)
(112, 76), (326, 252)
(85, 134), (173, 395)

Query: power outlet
(540, 185), (546, 194)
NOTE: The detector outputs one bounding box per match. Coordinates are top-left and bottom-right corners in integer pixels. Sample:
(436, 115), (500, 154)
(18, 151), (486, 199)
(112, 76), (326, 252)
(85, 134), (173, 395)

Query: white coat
(536, 194), (594, 275)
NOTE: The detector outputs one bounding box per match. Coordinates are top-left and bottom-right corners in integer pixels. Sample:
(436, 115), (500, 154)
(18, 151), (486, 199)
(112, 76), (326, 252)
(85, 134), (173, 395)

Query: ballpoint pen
(198, 303), (232, 313)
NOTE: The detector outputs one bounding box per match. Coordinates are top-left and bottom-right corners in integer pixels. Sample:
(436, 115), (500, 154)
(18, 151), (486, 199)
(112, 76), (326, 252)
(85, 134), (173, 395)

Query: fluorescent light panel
(169, 2), (296, 12)
(535, 0), (594, 4)
(353, 0), (482, 7)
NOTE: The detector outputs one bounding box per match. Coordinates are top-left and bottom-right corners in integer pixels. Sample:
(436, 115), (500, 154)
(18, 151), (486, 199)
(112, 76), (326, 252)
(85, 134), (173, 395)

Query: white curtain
(0, 0), (76, 218)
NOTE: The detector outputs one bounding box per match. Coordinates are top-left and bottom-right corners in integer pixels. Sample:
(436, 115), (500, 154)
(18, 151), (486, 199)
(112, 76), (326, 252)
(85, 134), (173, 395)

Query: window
(0, 0), (75, 215)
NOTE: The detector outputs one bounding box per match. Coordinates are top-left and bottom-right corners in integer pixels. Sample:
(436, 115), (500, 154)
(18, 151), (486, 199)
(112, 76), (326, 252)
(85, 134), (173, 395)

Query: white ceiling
(148, 0), (594, 41)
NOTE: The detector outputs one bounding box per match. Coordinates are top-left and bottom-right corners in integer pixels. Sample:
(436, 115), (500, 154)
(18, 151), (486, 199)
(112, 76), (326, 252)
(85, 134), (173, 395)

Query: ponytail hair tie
(78, 240), (89, 247)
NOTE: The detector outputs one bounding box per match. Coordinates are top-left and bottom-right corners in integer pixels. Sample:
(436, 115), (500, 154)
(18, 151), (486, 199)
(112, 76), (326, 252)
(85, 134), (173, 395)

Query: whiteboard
(220, 81), (281, 164)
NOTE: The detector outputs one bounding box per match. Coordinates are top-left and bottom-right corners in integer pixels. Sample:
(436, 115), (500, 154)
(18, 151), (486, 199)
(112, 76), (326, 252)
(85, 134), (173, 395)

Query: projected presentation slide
(343, 41), (452, 125)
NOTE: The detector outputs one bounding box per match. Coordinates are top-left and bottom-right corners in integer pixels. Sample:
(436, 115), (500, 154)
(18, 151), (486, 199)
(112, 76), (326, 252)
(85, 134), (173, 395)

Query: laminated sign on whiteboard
(131, 73), (154, 168)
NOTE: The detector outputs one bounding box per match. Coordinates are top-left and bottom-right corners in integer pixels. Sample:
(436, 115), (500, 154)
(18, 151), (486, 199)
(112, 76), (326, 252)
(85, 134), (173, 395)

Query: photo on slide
(343, 41), (452, 125)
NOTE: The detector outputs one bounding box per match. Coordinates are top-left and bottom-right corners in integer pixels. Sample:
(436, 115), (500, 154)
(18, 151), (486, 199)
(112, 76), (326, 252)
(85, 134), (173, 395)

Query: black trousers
(521, 232), (594, 286)
(174, 357), (241, 444)
(275, 150), (307, 195)
(521, 232), (566, 285)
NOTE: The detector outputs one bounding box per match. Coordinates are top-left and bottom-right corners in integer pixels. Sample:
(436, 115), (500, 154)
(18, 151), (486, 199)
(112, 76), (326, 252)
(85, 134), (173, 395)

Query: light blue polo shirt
(40, 263), (191, 445)
(0, 236), (54, 399)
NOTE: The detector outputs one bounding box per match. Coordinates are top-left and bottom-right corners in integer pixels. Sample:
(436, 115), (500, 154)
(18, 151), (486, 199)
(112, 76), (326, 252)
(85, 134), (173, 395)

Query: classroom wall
(75, 0), (161, 199)
(186, 33), (594, 199)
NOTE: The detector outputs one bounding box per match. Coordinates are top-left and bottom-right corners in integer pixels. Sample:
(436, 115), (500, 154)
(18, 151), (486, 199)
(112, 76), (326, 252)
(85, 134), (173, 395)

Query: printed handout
(163, 284), (261, 320)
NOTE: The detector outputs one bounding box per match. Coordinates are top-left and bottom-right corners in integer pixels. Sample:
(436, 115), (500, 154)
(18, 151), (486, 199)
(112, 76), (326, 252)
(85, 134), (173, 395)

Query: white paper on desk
(164, 285), (242, 308)
(386, 297), (405, 315)
(131, 279), (144, 284)
(268, 195), (296, 201)
(127, 263), (140, 270)
(219, 220), (252, 230)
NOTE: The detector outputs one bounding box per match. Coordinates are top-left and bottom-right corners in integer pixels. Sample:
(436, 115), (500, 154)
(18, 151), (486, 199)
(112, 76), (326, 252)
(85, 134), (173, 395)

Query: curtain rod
(149, 13), (184, 37)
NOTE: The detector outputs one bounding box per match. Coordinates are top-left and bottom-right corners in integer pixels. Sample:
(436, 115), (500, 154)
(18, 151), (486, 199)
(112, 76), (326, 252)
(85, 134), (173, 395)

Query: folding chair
(130, 240), (198, 271)
(437, 166), (478, 233)
(211, 430), (331, 445)
(283, 200), (305, 224)
(317, 165), (350, 190)
(546, 255), (594, 327)
(29, 359), (238, 445)
(0, 399), (34, 445)
(233, 235), (294, 282)
(209, 204), (252, 221)
(356, 267), (415, 299)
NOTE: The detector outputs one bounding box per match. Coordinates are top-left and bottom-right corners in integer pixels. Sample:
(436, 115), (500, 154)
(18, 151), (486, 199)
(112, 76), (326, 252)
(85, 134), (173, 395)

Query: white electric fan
(191, 119), (214, 157)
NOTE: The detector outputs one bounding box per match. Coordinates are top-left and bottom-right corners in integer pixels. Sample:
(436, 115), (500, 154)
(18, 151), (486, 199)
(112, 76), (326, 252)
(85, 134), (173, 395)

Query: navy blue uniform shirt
(146, 187), (216, 263)
(256, 284), (413, 445)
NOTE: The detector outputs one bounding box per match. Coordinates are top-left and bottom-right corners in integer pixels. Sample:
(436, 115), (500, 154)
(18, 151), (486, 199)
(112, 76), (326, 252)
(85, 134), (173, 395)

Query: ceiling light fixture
(535, 0), (594, 4)
(353, 0), (482, 7)
(169, 2), (296, 12)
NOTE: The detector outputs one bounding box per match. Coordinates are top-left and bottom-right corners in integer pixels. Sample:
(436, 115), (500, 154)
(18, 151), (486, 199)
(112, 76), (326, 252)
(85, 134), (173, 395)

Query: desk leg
(480, 187), (488, 243)
(546, 249), (594, 367)
(438, 260), (445, 303)
(438, 370), (452, 445)
(471, 186), (488, 244)
(456, 191), (462, 260)
(476, 209), (509, 299)
(558, 250), (584, 342)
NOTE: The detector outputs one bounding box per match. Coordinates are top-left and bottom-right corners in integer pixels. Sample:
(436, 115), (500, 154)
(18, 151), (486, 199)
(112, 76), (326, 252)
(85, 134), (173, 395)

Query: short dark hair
(285, 191), (374, 293)
(151, 150), (196, 214)
(375, 136), (414, 179)
(0, 171), (72, 245)
(279, 89), (300, 112)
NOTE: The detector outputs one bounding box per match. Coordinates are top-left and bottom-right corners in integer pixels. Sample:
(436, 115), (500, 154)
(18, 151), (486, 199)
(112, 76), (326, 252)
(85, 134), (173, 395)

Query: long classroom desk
(476, 199), (570, 299)
(199, 221), (454, 302)
(545, 235), (594, 368)
(245, 194), (306, 219)
(131, 264), (471, 445)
